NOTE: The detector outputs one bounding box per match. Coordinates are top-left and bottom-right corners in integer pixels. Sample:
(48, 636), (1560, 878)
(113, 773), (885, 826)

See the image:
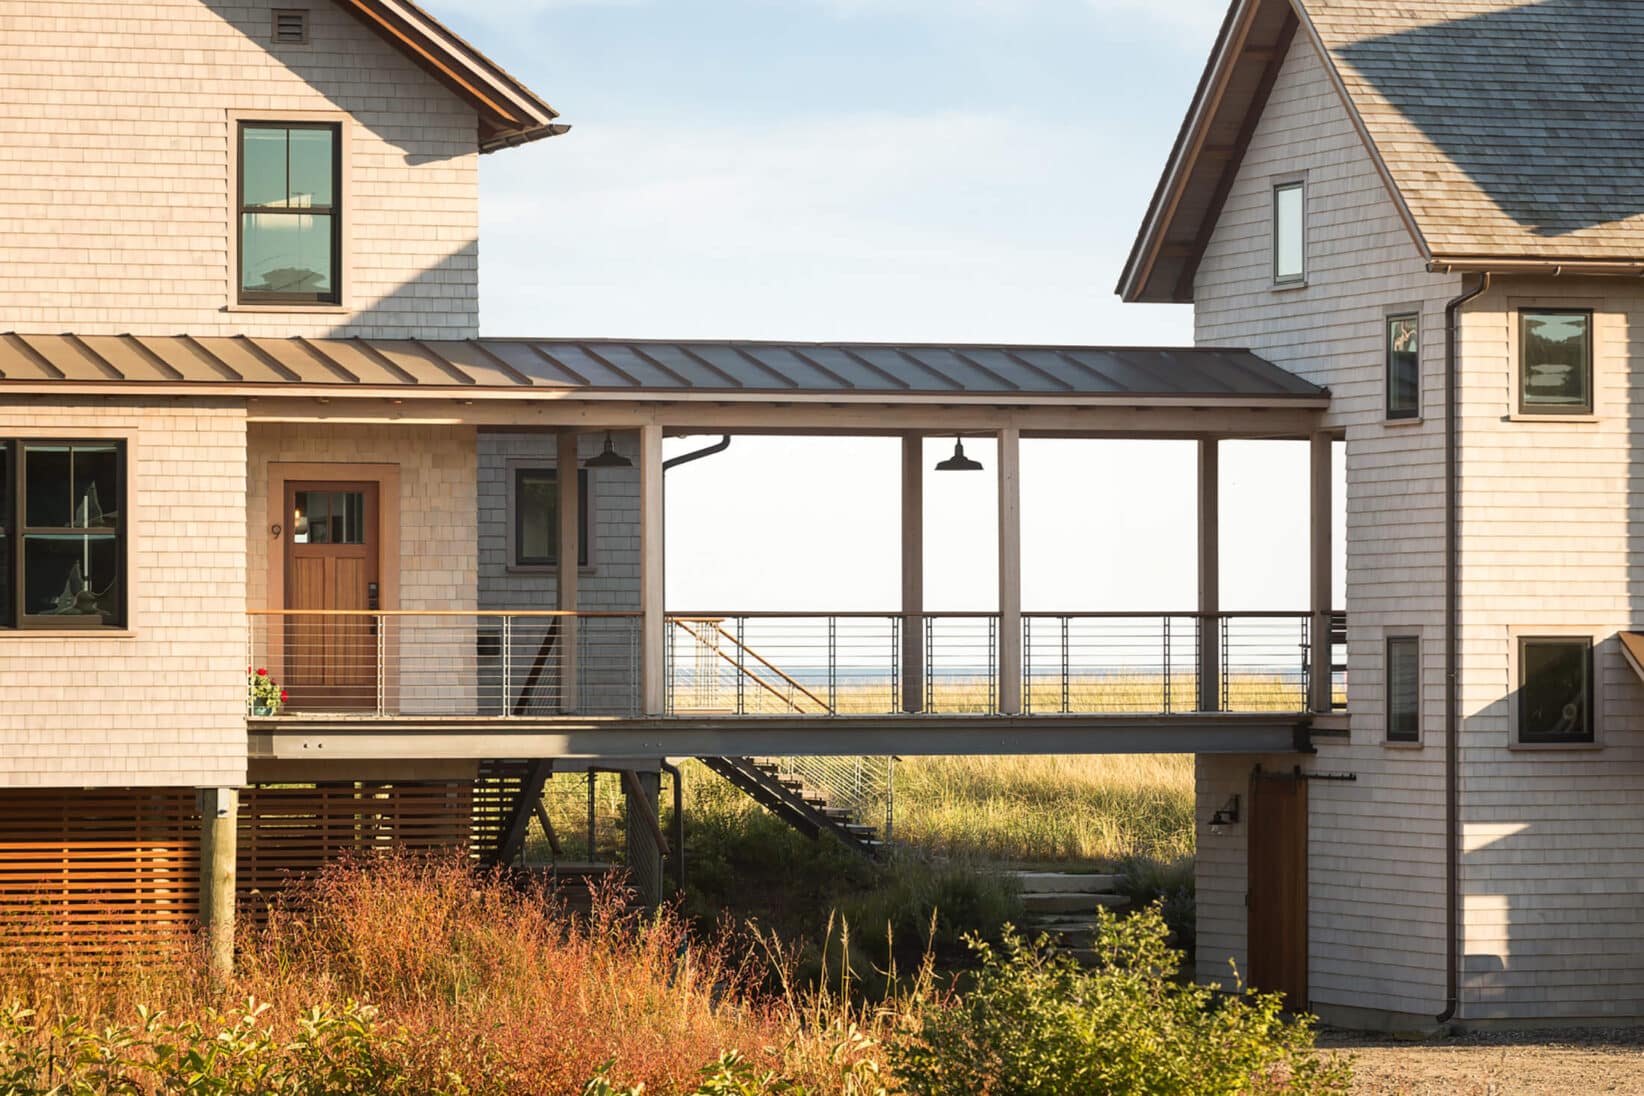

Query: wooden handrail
(247, 609), (643, 618)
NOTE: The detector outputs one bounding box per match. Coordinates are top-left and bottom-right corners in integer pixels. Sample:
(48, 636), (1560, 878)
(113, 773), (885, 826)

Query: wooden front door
(284, 482), (379, 711)
(1247, 770), (1308, 1008)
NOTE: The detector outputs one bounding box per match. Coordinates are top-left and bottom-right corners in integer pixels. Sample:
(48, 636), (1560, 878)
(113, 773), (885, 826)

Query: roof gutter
(1438, 271), (1491, 1026)
(1430, 258), (1644, 278)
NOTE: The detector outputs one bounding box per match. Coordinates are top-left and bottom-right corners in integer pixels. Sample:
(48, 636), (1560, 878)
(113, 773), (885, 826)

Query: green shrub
(886, 905), (1351, 1096)
(1115, 854), (1196, 954)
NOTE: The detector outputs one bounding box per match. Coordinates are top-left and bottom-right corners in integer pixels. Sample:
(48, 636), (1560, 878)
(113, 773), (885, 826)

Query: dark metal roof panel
(0, 335), (1326, 401)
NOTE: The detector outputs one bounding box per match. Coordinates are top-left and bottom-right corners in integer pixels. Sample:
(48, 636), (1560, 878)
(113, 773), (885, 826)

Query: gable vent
(272, 9), (310, 45)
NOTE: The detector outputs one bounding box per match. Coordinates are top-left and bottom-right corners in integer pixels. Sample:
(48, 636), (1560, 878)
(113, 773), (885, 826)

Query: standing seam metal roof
(0, 336), (1326, 400)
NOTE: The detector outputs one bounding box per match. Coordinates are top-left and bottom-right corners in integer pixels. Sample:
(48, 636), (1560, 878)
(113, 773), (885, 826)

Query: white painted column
(997, 428), (1022, 715)
(1309, 430), (1334, 713)
(199, 786), (238, 979)
(1198, 439), (1221, 712)
(902, 436), (924, 714)
(558, 431), (580, 713)
(640, 424), (667, 716)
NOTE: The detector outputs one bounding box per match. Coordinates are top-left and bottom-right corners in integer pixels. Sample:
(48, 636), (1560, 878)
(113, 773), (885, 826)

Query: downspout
(664, 436), (732, 471)
(1438, 272), (1490, 1026)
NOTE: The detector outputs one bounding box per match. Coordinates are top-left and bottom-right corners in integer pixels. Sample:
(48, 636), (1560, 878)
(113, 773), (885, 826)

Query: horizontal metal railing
(666, 611), (1344, 717)
(246, 609), (1346, 721)
(246, 611), (642, 719)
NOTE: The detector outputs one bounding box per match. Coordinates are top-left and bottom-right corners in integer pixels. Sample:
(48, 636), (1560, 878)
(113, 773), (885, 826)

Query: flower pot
(252, 704), (273, 716)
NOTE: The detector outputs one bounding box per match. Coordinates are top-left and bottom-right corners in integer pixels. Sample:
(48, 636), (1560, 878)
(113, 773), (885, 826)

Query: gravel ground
(1319, 1029), (1644, 1094)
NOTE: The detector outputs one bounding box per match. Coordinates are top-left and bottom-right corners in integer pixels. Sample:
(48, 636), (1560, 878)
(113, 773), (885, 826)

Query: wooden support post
(558, 431), (581, 713)
(1309, 431), (1334, 713)
(1198, 439), (1221, 712)
(997, 428), (1022, 715)
(623, 768), (666, 908)
(640, 425), (666, 716)
(901, 435), (924, 713)
(198, 787), (238, 979)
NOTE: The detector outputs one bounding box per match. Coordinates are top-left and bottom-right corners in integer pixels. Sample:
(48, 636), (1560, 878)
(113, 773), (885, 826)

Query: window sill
(1506, 413), (1599, 424)
(1270, 280), (1308, 293)
(2, 629), (137, 639)
(506, 565), (601, 577)
(1382, 416), (1424, 427)
(1382, 739), (1424, 750)
(226, 303), (349, 315)
(1507, 740), (1602, 752)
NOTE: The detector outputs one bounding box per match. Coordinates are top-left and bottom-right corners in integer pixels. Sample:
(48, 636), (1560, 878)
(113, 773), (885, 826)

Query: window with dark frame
(1519, 309), (1592, 414)
(238, 121), (341, 304)
(1386, 314), (1420, 420)
(0, 440), (127, 630)
(1386, 635), (1420, 743)
(1273, 182), (1305, 284)
(1518, 636), (1593, 744)
(514, 468), (590, 568)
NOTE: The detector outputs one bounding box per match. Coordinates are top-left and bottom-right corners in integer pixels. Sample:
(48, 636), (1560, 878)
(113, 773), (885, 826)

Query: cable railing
(246, 611), (642, 719)
(666, 611), (1344, 717)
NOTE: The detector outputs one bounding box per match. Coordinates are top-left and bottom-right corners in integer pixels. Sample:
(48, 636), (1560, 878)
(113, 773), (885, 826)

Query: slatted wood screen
(237, 782), (477, 921)
(0, 790), (200, 956)
(471, 760), (534, 863)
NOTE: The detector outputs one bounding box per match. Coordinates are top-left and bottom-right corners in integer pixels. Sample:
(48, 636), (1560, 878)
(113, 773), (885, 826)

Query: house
(1123, 0), (1644, 1028)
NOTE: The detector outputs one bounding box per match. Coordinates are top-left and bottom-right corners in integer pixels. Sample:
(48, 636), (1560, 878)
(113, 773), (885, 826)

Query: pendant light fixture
(585, 431), (633, 469)
(935, 436), (983, 472)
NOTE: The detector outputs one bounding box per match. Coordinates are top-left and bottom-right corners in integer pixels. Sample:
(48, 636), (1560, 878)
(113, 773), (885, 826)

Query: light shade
(935, 437), (983, 472)
(585, 431), (632, 469)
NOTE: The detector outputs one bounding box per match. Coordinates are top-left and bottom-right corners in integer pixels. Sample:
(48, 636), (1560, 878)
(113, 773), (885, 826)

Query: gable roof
(335, 0), (567, 151)
(0, 334), (1326, 406)
(1121, 0), (1644, 303)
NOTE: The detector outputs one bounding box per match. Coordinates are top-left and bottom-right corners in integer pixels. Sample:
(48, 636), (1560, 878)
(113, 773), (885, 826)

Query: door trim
(265, 462), (399, 616)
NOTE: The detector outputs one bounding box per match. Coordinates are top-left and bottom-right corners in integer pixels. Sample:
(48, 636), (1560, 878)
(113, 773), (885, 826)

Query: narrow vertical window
(1386, 314), (1420, 420)
(0, 443), (11, 627)
(513, 468), (590, 567)
(1273, 182), (1305, 284)
(1386, 635), (1420, 743)
(1518, 637), (1593, 744)
(239, 122), (341, 304)
(1519, 309), (1592, 414)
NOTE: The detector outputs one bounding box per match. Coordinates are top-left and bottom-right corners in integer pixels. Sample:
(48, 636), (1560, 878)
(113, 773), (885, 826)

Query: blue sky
(422, 0), (1334, 612)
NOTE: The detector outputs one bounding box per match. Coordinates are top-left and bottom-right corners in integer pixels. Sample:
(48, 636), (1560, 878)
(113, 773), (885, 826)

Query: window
(0, 440), (126, 630)
(1386, 314), (1420, 420)
(1518, 637), (1593, 744)
(514, 468), (589, 568)
(1273, 182), (1305, 284)
(1519, 309), (1592, 414)
(1386, 635), (1420, 743)
(238, 122), (341, 304)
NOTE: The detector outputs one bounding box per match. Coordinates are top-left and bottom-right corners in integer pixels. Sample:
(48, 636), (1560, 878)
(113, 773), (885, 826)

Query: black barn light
(585, 431), (633, 469)
(935, 436), (983, 472)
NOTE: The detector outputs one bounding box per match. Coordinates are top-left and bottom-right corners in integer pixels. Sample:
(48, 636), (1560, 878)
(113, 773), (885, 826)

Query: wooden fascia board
(1285, 0), (1431, 263)
(333, 0), (558, 136)
(1117, 0), (1265, 303)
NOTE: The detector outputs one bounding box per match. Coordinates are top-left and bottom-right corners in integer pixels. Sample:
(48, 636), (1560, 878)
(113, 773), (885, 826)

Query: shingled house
(1124, 0), (1644, 1026)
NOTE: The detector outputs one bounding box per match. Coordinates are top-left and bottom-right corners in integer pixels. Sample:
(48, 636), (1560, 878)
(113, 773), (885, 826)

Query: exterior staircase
(699, 756), (886, 856)
(1012, 871), (1130, 964)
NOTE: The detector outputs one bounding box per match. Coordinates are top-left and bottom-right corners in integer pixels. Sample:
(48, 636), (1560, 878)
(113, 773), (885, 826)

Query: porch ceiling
(0, 334), (1326, 407)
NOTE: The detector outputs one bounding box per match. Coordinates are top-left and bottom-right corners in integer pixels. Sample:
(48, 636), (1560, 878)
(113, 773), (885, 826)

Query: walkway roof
(0, 335), (1325, 405)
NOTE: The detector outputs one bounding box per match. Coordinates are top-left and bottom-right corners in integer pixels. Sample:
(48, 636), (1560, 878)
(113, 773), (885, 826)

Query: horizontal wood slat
(0, 790), (200, 958)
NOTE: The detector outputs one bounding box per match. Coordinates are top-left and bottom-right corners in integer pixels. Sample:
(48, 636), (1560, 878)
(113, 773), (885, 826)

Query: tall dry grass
(893, 754), (1196, 863)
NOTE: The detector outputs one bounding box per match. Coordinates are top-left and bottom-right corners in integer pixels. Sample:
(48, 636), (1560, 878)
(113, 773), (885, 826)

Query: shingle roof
(0, 335), (1325, 403)
(1121, 0), (1644, 302)
(1311, 0), (1644, 261)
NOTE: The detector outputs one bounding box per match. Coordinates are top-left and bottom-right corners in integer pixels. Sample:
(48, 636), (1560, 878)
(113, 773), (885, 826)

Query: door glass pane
(288, 128), (335, 208)
(242, 127), (289, 208)
(24, 444), (118, 529)
(516, 471), (557, 565)
(1520, 311), (1590, 410)
(241, 212), (334, 296)
(293, 490), (365, 545)
(1274, 184), (1304, 281)
(23, 533), (120, 623)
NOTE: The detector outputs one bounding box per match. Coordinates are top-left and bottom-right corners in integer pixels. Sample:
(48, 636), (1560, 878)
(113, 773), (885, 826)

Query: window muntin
(514, 468), (590, 568)
(1386, 635), (1420, 743)
(3, 440), (126, 629)
(1519, 309), (1592, 414)
(1386, 314), (1420, 419)
(238, 122), (341, 304)
(1273, 182), (1305, 284)
(1518, 637), (1593, 744)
